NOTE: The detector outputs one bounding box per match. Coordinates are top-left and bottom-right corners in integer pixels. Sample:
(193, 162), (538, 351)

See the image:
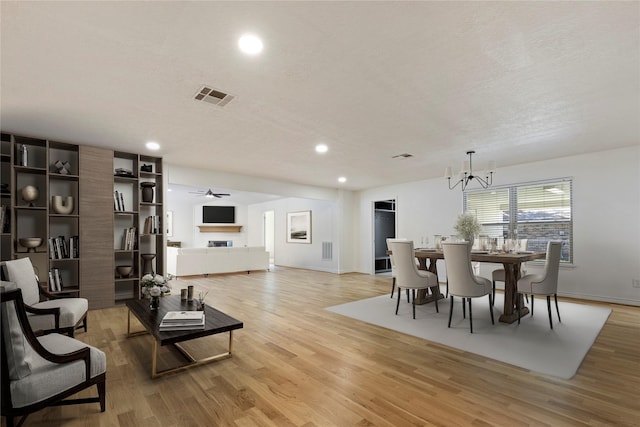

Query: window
(464, 178), (573, 263)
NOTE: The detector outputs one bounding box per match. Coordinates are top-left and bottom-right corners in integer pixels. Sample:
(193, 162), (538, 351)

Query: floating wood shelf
(198, 225), (242, 233)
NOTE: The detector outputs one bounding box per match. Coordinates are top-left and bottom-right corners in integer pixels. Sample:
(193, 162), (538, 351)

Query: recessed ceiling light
(238, 34), (263, 55)
(338, 177), (347, 183)
(146, 141), (160, 150)
(315, 144), (328, 153)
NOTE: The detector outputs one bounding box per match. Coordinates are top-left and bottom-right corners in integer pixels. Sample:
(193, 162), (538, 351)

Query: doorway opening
(373, 199), (396, 274)
(264, 210), (275, 266)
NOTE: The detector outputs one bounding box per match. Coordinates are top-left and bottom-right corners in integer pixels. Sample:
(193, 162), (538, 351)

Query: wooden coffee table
(126, 296), (243, 378)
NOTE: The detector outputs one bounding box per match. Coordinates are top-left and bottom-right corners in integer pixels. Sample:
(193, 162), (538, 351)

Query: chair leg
(554, 294), (561, 323)
(83, 316), (88, 332)
(468, 298), (473, 333)
(395, 287), (401, 315)
(406, 289), (410, 303)
(412, 289), (416, 319)
(448, 296), (454, 328)
(98, 379), (106, 412)
(488, 294), (494, 324)
(390, 277), (396, 298)
(462, 297), (466, 319)
(491, 280), (496, 306)
(530, 295), (534, 316)
(547, 295), (553, 329)
(445, 279), (449, 298)
(517, 292), (521, 325)
(433, 286), (439, 313)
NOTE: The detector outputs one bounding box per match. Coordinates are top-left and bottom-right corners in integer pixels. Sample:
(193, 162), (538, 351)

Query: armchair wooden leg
(554, 294), (561, 323)
(98, 379), (106, 412)
(547, 295), (553, 329)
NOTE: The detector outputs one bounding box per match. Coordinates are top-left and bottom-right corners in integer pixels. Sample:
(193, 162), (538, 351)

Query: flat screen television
(203, 206), (235, 224)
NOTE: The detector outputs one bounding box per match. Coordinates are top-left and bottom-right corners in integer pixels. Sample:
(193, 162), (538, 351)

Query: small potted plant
(454, 212), (482, 248)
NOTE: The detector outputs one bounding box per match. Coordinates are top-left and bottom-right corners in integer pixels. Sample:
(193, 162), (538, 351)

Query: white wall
(356, 146), (640, 305)
(248, 197), (340, 273)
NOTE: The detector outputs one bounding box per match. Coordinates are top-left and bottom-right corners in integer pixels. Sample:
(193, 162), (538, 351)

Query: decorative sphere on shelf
(21, 185), (39, 206)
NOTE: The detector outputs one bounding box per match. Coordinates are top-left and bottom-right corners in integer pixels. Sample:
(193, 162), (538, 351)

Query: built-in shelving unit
(113, 152), (163, 303)
(2, 131), (163, 309)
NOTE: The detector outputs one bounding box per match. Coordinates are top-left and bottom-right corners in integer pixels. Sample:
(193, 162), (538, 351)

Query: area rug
(326, 292), (611, 379)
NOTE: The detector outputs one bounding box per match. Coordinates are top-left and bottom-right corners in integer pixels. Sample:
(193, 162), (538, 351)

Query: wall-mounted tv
(203, 206), (235, 224)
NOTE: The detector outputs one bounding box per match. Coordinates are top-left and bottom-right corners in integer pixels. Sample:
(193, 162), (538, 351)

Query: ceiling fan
(188, 188), (231, 198)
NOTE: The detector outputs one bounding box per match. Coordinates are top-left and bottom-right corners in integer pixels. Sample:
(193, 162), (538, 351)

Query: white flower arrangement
(141, 273), (171, 297)
(454, 212), (482, 242)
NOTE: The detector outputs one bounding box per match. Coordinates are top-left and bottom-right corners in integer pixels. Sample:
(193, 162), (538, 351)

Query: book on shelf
(121, 227), (136, 250)
(143, 215), (161, 234)
(114, 190), (126, 212)
(0, 205), (9, 233)
(49, 268), (63, 291)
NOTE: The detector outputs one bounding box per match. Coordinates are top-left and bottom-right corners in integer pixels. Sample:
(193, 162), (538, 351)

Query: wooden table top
(413, 249), (546, 264)
(126, 295), (243, 346)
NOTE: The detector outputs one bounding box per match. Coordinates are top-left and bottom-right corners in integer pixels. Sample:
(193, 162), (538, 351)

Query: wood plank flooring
(9, 267), (640, 426)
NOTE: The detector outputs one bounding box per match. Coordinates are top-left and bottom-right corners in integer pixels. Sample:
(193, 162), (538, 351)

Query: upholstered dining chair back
(518, 241), (562, 295)
(388, 240), (429, 289)
(443, 242), (491, 298)
(0, 285), (106, 427)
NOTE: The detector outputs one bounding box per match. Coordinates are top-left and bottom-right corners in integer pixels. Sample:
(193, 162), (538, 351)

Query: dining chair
(1, 285), (106, 427)
(1, 258), (88, 337)
(442, 242), (494, 333)
(491, 238), (528, 306)
(387, 240), (439, 319)
(516, 241), (562, 329)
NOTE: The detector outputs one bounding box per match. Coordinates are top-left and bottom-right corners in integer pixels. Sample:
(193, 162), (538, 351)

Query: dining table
(412, 249), (546, 323)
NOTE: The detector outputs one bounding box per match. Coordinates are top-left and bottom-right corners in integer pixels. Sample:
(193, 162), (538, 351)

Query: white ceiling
(1, 1), (638, 192)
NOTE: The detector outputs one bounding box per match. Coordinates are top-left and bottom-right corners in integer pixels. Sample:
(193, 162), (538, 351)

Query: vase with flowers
(141, 274), (171, 310)
(453, 212), (482, 248)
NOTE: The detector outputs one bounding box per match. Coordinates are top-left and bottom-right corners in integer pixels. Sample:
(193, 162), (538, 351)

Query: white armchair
(1, 258), (88, 337)
(1, 285), (106, 427)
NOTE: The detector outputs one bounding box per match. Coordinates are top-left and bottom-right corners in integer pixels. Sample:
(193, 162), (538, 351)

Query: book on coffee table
(159, 311), (205, 330)
(162, 311), (204, 323)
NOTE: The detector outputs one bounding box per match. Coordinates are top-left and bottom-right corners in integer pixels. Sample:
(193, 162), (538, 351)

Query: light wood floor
(9, 267), (640, 427)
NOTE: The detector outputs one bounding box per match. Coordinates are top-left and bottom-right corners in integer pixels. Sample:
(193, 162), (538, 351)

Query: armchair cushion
(3, 258), (40, 306)
(9, 333), (106, 409)
(29, 298), (88, 332)
(1, 281), (33, 380)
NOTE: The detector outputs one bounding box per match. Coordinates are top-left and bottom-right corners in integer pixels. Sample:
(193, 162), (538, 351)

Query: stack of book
(159, 310), (205, 331)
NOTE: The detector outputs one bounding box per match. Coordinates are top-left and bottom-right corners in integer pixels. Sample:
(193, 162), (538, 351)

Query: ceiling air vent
(194, 86), (235, 107)
(392, 153), (413, 159)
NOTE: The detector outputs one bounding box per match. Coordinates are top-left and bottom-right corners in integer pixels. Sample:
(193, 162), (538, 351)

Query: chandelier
(445, 150), (496, 191)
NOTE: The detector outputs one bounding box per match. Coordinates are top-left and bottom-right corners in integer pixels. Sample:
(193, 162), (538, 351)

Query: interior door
(374, 199), (396, 273)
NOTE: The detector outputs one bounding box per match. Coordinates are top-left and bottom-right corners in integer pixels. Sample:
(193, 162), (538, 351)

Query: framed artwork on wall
(287, 210), (311, 244)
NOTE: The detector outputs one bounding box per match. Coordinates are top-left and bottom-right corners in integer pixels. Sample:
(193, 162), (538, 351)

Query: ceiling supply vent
(194, 86), (235, 107)
(392, 153), (413, 159)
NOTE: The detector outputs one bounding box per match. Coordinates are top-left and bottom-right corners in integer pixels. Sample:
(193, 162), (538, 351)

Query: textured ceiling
(1, 1), (638, 191)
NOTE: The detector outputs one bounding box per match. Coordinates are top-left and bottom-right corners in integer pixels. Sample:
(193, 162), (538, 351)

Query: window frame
(463, 177), (574, 264)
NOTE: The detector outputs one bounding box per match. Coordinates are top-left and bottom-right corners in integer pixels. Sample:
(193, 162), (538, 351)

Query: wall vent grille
(322, 242), (333, 260)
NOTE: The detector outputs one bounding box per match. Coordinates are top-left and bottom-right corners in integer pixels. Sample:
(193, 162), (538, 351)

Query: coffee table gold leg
(152, 339), (159, 379)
